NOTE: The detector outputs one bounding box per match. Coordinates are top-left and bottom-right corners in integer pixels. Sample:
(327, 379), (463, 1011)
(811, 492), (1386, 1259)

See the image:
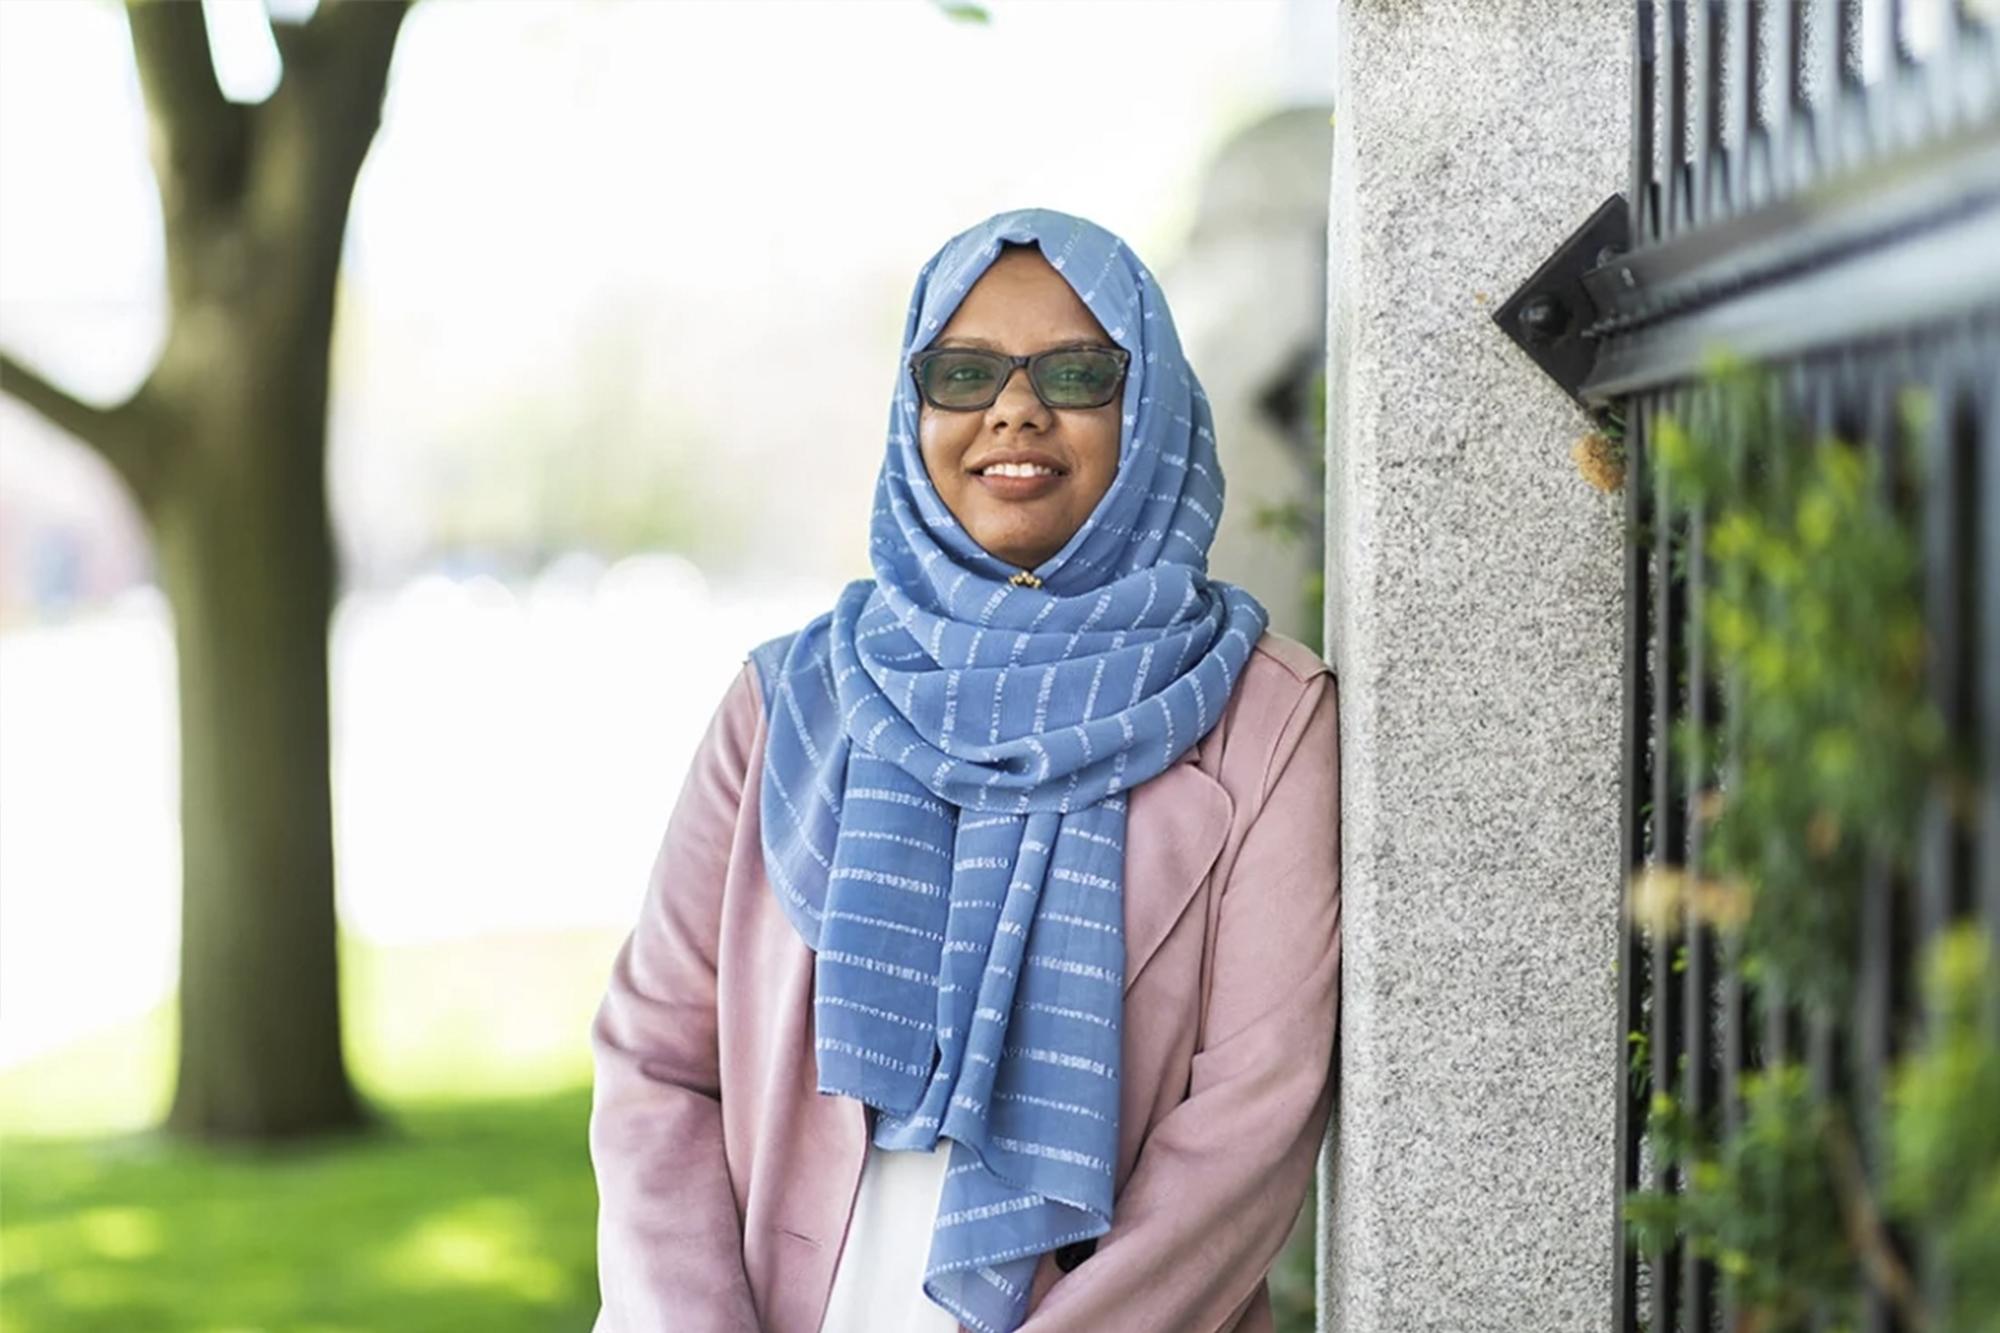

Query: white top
(820, 1143), (962, 1333)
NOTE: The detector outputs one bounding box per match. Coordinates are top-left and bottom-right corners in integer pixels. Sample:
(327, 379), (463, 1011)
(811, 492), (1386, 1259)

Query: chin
(958, 505), (1075, 570)
(984, 540), (1057, 570)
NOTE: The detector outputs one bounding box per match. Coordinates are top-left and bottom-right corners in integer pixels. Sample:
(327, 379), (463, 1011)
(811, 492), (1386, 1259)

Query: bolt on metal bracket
(1493, 193), (1630, 404)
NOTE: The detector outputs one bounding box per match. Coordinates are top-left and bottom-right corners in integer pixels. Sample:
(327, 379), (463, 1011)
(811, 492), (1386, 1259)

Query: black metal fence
(1504, 4), (1999, 1331)
(1607, 5), (1997, 1330)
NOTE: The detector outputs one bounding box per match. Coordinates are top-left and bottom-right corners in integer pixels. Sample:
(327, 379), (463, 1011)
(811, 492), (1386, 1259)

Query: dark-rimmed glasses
(909, 346), (1130, 412)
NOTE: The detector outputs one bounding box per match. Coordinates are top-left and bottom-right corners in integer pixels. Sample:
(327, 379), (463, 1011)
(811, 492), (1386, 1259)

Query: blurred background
(0, 0), (1334, 1328)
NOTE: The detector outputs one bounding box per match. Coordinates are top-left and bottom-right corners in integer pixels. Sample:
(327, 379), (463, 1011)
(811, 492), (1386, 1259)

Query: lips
(969, 453), (1067, 501)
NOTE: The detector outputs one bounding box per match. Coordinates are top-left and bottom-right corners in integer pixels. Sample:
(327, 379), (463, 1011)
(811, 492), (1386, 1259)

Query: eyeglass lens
(916, 348), (1125, 411)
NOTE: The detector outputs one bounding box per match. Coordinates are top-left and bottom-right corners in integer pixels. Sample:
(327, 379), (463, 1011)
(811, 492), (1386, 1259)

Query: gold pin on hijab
(1009, 570), (1043, 589)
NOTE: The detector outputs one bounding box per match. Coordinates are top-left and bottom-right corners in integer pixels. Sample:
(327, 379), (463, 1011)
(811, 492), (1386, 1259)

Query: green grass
(0, 928), (629, 1333)
(0, 1090), (598, 1333)
(0, 926), (1322, 1332)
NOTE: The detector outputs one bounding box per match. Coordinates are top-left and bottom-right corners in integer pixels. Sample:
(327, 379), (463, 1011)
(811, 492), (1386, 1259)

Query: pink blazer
(591, 632), (1341, 1333)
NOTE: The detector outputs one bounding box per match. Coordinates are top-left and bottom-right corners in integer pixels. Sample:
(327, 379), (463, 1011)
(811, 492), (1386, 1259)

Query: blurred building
(1167, 106), (1334, 645)
(0, 408), (149, 623)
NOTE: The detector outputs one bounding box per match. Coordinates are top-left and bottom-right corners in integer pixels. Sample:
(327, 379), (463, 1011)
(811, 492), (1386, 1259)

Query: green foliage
(1249, 370), (1328, 654)
(1269, 1187), (1317, 1333)
(431, 389), (718, 572)
(1629, 1070), (1855, 1329)
(1891, 926), (2000, 1333)
(1652, 387), (1945, 1016)
(1625, 369), (1993, 1330)
(933, 0), (992, 22)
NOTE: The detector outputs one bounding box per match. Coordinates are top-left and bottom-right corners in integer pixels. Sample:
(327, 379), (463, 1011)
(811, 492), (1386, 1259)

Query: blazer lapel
(1121, 759), (1232, 992)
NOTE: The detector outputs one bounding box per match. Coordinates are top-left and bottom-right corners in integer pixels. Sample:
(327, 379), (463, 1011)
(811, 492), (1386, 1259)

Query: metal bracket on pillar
(1493, 194), (1629, 404)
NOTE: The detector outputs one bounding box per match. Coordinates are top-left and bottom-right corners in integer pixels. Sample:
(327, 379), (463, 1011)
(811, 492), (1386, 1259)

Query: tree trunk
(0, 0), (410, 1141)
(142, 6), (404, 1137)
(157, 363), (360, 1138)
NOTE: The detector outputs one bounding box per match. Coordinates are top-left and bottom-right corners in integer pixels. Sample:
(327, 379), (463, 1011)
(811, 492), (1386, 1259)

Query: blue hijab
(750, 209), (1266, 1333)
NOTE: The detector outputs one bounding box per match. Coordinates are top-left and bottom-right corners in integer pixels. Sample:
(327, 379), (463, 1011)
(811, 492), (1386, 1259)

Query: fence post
(1320, 3), (1626, 1330)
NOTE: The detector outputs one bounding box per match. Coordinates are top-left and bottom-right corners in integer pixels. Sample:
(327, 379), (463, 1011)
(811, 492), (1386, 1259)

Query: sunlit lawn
(0, 934), (1326, 1333)
(0, 928), (627, 1333)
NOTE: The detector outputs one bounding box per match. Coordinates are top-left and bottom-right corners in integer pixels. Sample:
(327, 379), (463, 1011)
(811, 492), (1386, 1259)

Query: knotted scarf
(750, 209), (1267, 1333)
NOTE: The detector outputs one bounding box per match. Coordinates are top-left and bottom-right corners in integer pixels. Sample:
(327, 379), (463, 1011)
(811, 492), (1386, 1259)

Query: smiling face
(918, 247), (1123, 573)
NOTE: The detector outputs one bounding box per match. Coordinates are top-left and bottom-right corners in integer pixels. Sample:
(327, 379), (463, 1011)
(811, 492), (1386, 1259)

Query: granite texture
(1319, 3), (1628, 1330)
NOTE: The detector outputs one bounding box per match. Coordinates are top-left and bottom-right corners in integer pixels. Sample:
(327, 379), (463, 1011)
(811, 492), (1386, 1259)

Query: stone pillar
(1320, 4), (1627, 1331)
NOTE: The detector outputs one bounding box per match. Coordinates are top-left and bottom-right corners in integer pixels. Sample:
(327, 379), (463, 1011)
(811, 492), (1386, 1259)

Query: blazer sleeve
(1021, 671), (1342, 1333)
(589, 665), (766, 1333)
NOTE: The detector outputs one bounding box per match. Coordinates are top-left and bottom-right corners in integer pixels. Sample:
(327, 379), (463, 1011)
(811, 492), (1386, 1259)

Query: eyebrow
(932, 336), (1109, 353)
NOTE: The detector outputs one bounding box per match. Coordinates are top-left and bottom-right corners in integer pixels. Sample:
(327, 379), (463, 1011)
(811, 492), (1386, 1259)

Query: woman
(591, 209), (1340, 1333)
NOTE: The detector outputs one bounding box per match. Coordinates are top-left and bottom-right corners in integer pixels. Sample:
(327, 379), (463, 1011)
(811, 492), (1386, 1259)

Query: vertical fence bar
(1649, 388), (1689, 1333)
(1865, 0), (1902, 155)
(1666, 0), (1691, 235)
(1839, 0), (1865, 84)
(1692, 0), (1723, 223)
(1807, 1008), (1836, 1097)
(1920, 361), (1970, 942)
(1808, 1007), (1840, 1333)
(1914, 343), (1977, 1323)
(1833, 0), (1866, 172)
(1773, 0), (1804, 193)
(1851, 360), (1901, 1333)
(1614, 396), (1656, 1333)
(1707, 0), (1729, 217)
(1919, 0), (1957, 141)
(1636, 1), (1660, 247)
(1981, 350), (2000, 944)
(1804, 361), (1842, 1333)
(1718, 925), (1745, 1333)
(1678, 384), (1715, 1330)
(1730, 0), (1758, 212)
(1711, 373), (1760, 1333)
(1855, 848), (1896, 1333)
(1819, 0), (1847, 172)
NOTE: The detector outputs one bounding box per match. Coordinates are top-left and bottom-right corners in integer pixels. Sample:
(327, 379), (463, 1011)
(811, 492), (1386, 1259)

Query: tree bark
(154, 0), (408, 1142)
(1, 0), (409, 1141)
(157, 373), (356, 1139)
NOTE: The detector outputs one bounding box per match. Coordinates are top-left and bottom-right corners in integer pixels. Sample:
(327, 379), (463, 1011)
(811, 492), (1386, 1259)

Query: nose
(986, 365), (1052, 429)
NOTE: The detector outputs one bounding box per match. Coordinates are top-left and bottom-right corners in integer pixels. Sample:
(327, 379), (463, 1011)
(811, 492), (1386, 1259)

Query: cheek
(1078, 416), (1123, 506)
(916, 414), (957, 492)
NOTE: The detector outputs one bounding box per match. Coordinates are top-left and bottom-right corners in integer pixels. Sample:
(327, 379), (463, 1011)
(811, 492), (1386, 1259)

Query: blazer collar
(1122, 757), (1232, 992)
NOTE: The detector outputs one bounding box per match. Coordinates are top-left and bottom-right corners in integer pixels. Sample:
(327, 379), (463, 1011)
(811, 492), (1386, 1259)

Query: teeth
(983, 462), (1056, 478)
